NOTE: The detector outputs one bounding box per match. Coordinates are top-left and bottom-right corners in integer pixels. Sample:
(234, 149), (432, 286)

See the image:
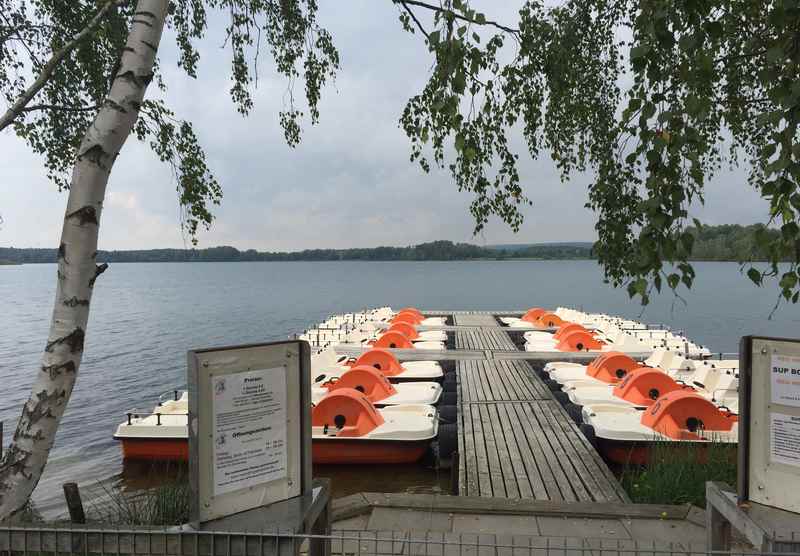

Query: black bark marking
(57, 268), (65, 281)
(122, 46), (136, 54)
(116, 70), (154, 88)
(57, 242), (67, 263)
(0, 445), (35, 488)
(104, 98), (128, 113)
(45, 328), (85, 354)
(77, 144), (110, 170)
(62, 296), (89, 308)
(130, 101), (142, 112)
(88, 263), (109, 288)
(66, 205), (99, 226)
(134, 10), (157, 19)
(141, 40), (157, 52)
(132, 18), (153, 27)
(41, 361), (77, 380)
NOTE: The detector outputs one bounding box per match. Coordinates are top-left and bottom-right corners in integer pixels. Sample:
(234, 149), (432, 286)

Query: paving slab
(368, 507), (454, 533)
(451, 513), (539, 536)
(536, 516), (632, 539)
(622, 517), (706, 546)
(333, 514), (370, 532)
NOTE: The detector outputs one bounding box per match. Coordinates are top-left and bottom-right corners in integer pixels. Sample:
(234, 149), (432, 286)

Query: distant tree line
(0, 225), (785, 264)
(0, 240), (589, 263)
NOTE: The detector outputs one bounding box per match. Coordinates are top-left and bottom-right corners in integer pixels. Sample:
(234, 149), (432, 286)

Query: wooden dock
(449, 313), (630, 503)
(334, 310), (632, 503)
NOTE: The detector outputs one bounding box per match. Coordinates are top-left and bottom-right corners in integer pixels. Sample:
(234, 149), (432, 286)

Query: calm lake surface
(1, 260), (797, 515)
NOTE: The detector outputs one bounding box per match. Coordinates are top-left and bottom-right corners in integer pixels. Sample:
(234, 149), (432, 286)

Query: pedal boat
(545, 350), (689, 389)
(113, 391), (188, 461)
(580, 390), (738, 465)
(312, 365), (442, 406)
(392, 307), (446, 327)
(370, 330), (445, 350)
(563, 364), (739, 415)
(312, 389), (438, 464)
(388, 321), (447, 343)
(312, 348), (444, 383)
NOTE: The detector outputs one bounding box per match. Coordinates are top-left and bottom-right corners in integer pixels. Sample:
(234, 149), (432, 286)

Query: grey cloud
(0, 1), (770, 251)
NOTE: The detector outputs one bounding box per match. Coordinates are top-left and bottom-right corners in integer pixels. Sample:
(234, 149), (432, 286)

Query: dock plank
(436, 313), (629, 504)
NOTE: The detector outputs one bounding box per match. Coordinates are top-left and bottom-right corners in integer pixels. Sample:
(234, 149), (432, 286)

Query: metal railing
(2, 526), (799, 556)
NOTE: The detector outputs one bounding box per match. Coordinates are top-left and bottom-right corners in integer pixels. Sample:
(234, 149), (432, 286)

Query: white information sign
(770, 354), (800, 407)
(212, 367), (287, 496)
(770, 412), (800, 467)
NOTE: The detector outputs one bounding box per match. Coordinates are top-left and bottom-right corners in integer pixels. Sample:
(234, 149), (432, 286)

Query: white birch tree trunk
(0, 0), (169, 519)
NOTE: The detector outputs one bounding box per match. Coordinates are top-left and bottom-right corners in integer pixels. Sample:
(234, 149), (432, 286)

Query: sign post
(706, 336), (800, 551)
(187, 340), (327, 543)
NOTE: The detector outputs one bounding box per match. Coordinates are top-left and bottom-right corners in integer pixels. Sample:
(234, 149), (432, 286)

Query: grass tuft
(620, 439), (737, 507)
(93, 480), (191, 526)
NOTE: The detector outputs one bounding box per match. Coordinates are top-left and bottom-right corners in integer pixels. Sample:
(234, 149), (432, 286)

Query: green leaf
(452, 71), (467, 94)
(630, 45), (651, 61)
(747, 268), (762, 285)
(779, 272), (798, 291)
(766, 46), (784, 63)
(455, 133), (465, 151)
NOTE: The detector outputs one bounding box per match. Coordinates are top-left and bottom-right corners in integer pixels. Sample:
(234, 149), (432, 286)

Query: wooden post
(62, 482), (86, 524)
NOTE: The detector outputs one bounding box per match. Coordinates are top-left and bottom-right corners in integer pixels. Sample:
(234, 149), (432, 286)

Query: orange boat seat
(325, 366), (397, 403)
(521, 307), (546, 323)
(351, 348), (406, 376)
(555, 329), (603, 351)
(613, 367), (685, 406)
(388, 321), (419, 340)
(312, 389), (384, 437)
(586, 352), (638, 383)
(641, 390), (737, 440)
(373, 331), (414, 349)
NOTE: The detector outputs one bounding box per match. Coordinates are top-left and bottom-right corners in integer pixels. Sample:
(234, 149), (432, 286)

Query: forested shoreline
(0, 224), (783, 264)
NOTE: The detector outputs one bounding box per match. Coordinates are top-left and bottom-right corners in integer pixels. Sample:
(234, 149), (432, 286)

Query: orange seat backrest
(327, 365), (397, 403)
(536, 312), (565, 328)
(312, 389), (385, 437)
(397, 307), (425, 320)
(521, 308), (546, 323)
(352, 348), (406, 376)
(373, 331), (414, 349)
(391, 311), (423, 325)
(612, 367), (683, 406)
(555, 329), (603, 351)
(586, 352), (638, 383)
(388, 321), (419, 340)
(641, 390), (736, 440)
(553, 322), (588, 340)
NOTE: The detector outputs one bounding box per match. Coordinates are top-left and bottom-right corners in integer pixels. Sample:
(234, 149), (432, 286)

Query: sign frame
(739, 335), (800, 513)
(187, 340), (311, 525)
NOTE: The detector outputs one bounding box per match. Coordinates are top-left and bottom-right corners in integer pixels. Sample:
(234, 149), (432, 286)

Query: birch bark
(0, 0), (169, 518)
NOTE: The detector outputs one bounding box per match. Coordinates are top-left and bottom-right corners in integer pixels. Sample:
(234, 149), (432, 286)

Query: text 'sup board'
(741, 336), (800, 513)
(188, 341), (311, 523)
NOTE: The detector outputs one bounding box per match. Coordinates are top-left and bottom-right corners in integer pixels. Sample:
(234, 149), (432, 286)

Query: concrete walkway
(330, 493), (709, 555)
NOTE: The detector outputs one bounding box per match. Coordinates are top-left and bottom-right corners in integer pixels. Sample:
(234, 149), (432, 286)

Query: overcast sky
(0, 1), (772, 251)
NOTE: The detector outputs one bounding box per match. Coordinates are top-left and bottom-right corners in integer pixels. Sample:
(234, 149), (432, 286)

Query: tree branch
(395, 0), (519, 35)
(20, 103), (101, 114)
(0, 0), (130, 132)
(399, 1), (430, 39)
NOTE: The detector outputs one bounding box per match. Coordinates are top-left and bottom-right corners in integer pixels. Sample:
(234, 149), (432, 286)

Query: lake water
(1, 260), (797, 515)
